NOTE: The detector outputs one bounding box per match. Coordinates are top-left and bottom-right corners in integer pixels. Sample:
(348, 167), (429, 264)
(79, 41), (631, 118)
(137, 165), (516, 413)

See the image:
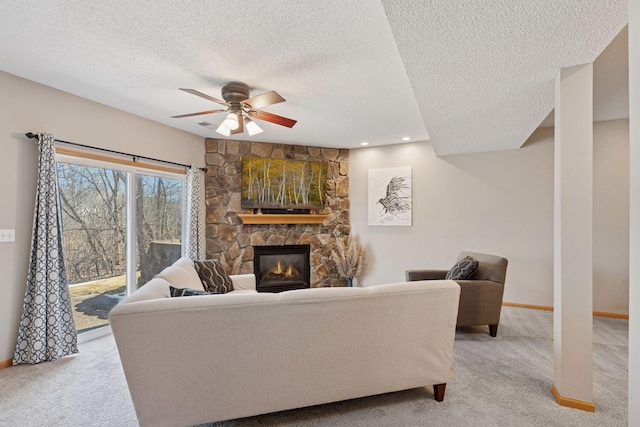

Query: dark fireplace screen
(254, 245), (311, 293)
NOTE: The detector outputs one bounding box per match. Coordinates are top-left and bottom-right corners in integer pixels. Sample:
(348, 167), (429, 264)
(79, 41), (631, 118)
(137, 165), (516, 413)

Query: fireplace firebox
(253, 245), (311, 293)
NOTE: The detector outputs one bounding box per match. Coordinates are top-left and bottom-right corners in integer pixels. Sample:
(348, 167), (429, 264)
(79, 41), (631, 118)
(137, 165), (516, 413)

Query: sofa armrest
(405, 269), (448, 281)
(231, 274), (256, 291)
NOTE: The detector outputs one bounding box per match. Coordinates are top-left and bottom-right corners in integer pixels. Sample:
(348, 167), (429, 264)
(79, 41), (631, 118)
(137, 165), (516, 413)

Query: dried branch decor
(331, 234), (364, 280)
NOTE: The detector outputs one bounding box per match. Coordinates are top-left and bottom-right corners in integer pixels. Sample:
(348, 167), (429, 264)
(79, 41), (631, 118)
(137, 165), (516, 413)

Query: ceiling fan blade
(250, 110), (297, 128)
(241, 90), (285, 109)
(230, 115), (244, 135)
(171, 109), (226, 118)
(179, 88), (228, 106)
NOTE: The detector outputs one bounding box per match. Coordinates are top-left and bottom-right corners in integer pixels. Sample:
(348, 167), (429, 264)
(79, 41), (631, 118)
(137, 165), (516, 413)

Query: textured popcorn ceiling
(0, 1), (628, 154)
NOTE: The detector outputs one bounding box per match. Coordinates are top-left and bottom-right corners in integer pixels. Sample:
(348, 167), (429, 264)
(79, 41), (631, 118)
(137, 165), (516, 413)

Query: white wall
(0, 70), (205, 363)
(593, 120), (630, 313)
(628, 0), (639, 423)
(350, 120), (629, 314)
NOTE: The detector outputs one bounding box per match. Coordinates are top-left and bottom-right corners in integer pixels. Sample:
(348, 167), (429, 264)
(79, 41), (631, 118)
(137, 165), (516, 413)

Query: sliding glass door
(56, 156), (184, 333)
(135, 174), (183, 289)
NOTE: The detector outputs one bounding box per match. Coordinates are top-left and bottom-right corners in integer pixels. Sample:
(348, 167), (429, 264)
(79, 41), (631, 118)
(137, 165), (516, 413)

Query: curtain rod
(24, 132), (207, 172)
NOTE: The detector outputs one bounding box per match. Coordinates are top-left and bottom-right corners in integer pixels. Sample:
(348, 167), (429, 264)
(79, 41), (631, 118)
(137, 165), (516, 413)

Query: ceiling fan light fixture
(223, 112), (239, 130)
(173, 82), (296, 136)
(216, 122), (231, 136)
(245, 117), (264, 136)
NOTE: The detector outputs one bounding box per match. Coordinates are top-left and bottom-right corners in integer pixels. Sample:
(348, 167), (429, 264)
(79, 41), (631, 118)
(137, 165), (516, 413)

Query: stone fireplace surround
(204, 138), (350, 287)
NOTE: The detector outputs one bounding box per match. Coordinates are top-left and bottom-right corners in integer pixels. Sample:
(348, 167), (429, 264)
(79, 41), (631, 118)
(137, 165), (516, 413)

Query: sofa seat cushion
(230, 274), (257, 291)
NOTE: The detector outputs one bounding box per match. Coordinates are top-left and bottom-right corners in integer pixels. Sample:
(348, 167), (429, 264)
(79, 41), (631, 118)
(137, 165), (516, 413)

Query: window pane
(136, 174), (183, 289)
(56, 163), (126, 333)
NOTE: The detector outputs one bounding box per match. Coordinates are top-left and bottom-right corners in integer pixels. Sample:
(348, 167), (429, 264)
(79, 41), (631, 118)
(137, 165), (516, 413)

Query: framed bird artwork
(368, 166), (412, 226)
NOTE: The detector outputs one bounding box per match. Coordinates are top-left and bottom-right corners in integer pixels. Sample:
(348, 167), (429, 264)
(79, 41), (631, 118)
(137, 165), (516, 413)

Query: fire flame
(273, 260), (296, 278)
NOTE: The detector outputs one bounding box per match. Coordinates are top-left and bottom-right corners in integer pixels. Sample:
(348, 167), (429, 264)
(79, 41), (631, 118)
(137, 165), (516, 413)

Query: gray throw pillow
(169, 286), (218, 297)
(445, 256), (479, 280)
(193, 259), (234, 294)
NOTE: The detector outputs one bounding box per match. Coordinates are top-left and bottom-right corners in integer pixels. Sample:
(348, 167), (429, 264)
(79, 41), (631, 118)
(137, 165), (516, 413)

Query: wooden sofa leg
(489, 324), (498, 337)
(433, 383), (446, 402)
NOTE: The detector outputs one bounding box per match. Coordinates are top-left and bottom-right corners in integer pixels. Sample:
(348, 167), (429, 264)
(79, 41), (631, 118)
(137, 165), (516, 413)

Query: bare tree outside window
(57, 163), (127, 283)
(56, 162), (183, 333)
(136, 174), (183, 286)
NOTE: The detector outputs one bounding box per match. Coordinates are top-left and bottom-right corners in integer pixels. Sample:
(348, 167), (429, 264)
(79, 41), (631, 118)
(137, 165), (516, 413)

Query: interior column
(629, 0), (640, 424)
(552, 63), (594, 411)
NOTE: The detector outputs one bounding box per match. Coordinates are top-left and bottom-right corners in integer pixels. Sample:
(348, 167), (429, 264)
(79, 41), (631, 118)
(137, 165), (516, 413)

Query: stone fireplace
(254, 245), (310, 293)
(204, 138), (350, 287)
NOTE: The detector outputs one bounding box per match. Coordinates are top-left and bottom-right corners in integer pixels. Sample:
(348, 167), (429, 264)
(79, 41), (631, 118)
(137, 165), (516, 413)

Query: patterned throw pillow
(445, 256), (479, 280)
(193, 259), (234, 294)
(169, 286), (218, 297)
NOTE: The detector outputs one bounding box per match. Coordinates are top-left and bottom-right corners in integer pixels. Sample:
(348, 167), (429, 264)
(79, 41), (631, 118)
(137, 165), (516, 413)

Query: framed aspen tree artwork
(241, 157), (328, 210)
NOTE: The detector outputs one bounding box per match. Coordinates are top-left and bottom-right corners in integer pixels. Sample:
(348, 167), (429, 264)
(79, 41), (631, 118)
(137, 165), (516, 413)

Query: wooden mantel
(238, 214), (328, 225)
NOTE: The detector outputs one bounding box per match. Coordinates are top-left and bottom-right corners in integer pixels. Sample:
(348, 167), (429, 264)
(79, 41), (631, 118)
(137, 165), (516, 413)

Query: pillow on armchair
(445, 256), (479, 280)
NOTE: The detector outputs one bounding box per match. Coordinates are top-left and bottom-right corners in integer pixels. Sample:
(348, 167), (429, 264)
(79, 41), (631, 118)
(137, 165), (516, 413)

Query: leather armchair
(406, 251), (508, 337)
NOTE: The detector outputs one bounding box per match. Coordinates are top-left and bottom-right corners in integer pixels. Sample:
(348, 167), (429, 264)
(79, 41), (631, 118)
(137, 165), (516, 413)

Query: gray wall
(349, 120), (629, 314)
(0, 70), (206, 363)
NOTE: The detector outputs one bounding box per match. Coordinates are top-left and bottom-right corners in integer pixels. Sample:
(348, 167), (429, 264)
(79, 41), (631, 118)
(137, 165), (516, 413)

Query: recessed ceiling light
(360, 142), (369, 146)
(402, 136), (412, 141)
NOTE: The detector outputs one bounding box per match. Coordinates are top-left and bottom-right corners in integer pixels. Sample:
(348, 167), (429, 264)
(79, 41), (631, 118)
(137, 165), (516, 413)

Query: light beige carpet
(0, 307), (628, 427)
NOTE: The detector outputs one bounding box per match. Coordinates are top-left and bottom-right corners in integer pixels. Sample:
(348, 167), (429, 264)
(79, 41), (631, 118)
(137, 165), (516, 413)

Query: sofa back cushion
(156, 257), (204, 290)
(116, 257), (204, 304)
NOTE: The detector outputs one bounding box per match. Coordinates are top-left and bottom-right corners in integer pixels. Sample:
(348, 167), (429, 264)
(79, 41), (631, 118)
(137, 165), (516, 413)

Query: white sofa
(109, 257), (461, 427)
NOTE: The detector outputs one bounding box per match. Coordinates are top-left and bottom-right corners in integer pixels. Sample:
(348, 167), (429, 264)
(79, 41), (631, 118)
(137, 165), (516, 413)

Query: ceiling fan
(171, 81), (297, 136)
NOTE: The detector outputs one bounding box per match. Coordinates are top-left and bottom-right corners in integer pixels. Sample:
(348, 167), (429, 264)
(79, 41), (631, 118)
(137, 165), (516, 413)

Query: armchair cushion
(444, 256), (479, 280)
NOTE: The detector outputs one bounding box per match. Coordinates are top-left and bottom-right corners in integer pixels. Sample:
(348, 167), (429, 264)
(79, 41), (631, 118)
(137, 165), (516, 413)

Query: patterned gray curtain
(184, 164), (202, 259)
(13, 133), (78, 365)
